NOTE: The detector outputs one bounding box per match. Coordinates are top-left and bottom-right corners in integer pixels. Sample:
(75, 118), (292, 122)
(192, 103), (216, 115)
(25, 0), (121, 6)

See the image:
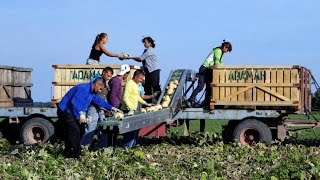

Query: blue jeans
(123, 130), (139, 148)
(81, 106), (109, 147)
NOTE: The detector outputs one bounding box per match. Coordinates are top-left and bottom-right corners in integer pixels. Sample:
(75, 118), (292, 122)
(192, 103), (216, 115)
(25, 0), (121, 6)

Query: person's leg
(144, 69), (153, 103)
(188, 66), (207, 104)
(80, 106), (99, 146)
(57, 108), (71, 157)
(150, 69), (161, 100)
(204, 68), (213, 108)
(65, 117), (81, 158)
(123, 130), (138, 148)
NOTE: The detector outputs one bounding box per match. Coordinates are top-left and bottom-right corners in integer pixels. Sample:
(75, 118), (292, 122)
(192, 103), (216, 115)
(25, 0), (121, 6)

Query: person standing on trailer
(187, 40), (232, 109)
(57, 77), (122, 158)
(86, 33), (130, 65)
(129, 37), (161, 102)
(122, 69), (153, 148)
(80, 67), (114, 148)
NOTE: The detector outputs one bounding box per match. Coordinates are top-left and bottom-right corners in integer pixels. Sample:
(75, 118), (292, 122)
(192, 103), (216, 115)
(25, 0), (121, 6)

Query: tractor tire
(233, 119), (272, 145)
(20, 118), (55, 145)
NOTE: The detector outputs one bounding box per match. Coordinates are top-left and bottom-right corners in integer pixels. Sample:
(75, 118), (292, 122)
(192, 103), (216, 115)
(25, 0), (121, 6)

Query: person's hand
(79, 115), (91, 124)
(152, 91), (160, 98)
(111, 107), (123, 114)
(117, 53), (130, 60)
(145, 103), (154, 107)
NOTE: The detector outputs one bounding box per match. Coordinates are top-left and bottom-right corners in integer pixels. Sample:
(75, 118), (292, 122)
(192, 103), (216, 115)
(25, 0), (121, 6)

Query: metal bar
(173, 108), (279, 121)
(117, 108), (171, 134)
(0, 107), (58, 117)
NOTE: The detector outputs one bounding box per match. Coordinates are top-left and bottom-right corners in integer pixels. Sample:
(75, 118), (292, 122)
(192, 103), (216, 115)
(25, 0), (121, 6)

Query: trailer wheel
(233, 119), (272, 145)
(20, 118), (54, 145)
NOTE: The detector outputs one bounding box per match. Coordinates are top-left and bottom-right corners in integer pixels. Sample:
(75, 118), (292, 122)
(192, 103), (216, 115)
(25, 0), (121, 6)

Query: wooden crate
(52, 64), (140, 104)
(0, 65), (32, 107)
(210, 65), (311, 112)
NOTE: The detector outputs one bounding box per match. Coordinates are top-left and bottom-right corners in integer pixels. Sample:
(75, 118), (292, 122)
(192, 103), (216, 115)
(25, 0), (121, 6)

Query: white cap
(118, 64), (131, 75)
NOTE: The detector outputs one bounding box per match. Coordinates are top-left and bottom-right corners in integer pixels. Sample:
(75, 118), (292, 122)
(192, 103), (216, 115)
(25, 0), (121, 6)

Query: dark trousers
(189, 65), (212, 106)
(57, 108), (81, 158)
(144, 69), (161, 102)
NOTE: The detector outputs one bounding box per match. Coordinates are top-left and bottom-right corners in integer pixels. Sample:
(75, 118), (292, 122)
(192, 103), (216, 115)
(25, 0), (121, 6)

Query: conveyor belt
(100, 69), (191, 134)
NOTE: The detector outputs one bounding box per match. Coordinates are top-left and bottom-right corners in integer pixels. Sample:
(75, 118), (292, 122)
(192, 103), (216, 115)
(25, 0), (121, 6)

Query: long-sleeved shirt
(122, 79), (147, 111)
(202, 47), (223, 68)
(58, 82), (113, 120)
(107, 76), (122, 108)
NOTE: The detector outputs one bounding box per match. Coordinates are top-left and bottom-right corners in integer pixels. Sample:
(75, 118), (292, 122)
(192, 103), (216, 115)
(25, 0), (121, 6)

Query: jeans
(123, 130), (139, 148)
(189, 65), (213, 106)
(80, 105), (114, 148)
(57, 108), (81, 158)
(86, 58), (99, 65)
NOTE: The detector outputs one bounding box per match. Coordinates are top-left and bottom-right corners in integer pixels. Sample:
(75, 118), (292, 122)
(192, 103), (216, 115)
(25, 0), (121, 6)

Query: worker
(122, 69), (153, 148)
(187, 40), (232, 109)
(80, 67), (114, 148)
(57, 77), (122, 158)
(99, 64), (131, 147)
(86, 33), (129, 65)
(129, 37), (161, 102)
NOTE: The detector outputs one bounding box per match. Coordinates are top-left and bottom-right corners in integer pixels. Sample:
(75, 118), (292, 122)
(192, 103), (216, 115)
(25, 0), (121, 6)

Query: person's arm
(99, 44), (119, 57)
(92, 94), (113, 110)
(138, 95), (147, 105)
(130, 56), (143, 62)
(129, 48), (150, 62)
(141, 94), (153, 100)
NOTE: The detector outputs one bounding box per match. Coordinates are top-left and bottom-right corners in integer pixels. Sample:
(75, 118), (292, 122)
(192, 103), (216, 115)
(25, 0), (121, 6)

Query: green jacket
(202, 47), (223, 68)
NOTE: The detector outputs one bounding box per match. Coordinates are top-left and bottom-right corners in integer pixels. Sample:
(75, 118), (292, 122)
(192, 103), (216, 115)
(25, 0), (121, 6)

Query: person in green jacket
(187, 40), (232, 108)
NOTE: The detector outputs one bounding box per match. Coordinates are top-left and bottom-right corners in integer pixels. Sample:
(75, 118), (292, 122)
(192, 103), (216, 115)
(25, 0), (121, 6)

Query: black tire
(222, 121), (238, 143)
(20, 118), (55, 145)
(233, 119), (272, 145)
(0, 130), (3, 139)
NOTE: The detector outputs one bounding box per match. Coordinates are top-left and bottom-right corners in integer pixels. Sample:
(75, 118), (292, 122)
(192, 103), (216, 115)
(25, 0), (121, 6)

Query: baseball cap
(118, 64), (131, 75)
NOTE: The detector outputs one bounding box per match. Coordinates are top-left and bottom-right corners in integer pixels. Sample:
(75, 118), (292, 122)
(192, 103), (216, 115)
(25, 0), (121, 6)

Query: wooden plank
(276, 69), (284, 101)
(256, 86), (291, 101)
(230, 68), (237, 101)
(257, 69), (265, 102)
(270, 69), (277, 101)
(219, 70), (226, 100)
(225, 70), (231, 99)
(222, 85), (254, 101)
(291, 69), (299, 102)
(264, 69), (271, 102)
(238, 69), (245, 101)
(283, 69), (291, 101)
(215, 101), (295, 106)
(212, 69), (220, 101)
(212, 65), (297, 69)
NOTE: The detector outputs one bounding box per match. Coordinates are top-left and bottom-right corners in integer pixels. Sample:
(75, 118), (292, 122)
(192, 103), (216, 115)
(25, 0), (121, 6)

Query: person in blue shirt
(57, 77), (122, 158)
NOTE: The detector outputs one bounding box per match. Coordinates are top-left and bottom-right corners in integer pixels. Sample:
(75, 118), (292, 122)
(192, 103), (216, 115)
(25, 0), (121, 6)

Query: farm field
(1, 115), (320, 179)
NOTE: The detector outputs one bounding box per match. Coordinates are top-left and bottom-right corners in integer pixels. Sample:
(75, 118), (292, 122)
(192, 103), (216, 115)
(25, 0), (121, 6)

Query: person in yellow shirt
(122, 69), (153, 147)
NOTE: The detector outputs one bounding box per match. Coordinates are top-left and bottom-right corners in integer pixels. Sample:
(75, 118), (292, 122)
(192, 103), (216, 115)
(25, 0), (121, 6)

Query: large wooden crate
(210, 65), (311, 112)
(52, 64), (140, 104)
(0, 65), (32, 107)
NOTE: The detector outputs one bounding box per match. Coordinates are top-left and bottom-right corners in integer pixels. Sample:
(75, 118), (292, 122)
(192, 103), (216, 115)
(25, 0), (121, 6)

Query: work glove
(79, 114), (91, 124)
(111, 107), (123, 114)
